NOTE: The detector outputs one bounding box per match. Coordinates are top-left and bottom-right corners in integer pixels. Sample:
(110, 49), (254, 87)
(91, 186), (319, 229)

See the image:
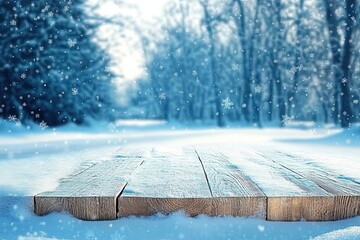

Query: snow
(1, 121), (360, 239)
(312, 227), (360, 240)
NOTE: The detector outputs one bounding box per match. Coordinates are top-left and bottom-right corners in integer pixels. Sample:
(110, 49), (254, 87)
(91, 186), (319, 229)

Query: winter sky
(89, 0), (169, 95)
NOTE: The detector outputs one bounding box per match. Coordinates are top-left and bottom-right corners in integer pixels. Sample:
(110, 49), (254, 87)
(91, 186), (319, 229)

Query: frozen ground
(0, 120), (359, 240)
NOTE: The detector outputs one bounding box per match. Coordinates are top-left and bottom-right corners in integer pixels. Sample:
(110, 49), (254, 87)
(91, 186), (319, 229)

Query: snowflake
(188, 93), (193, 98)
(40, 120), (48, 129)
(341, 78), (347, 84)
(282, 114), (294, 126)
(158, 92), (166, 100)
(105, 65), (111, 73)
(48, 39), (53, 44)
(231, 63), (239, 71)
(254, 85), (262, 94)
(10, 19), (17, 26)
(8, 115), (17, 122)
(222, 97), (234, 110)
(326, 83), (333, 89)
(63, 6), (69, 12)
(39, 46), (44, 51)
(345, 138), (351, 144)
(48, 11), (54, 17)
(335, 8), (343, 17)
(309, 53), (315, 58)
(67, 39), (77, 47)
(175, 48), (182, 55)
(192, 70), (197, 76)
(8, 115), (21, 126)
(257, 225), (265, 232)
(289, 66), (296, 75)
(20, 73), (26, 79)
(353, 99), (359, 104)
(71, 87), (78, 96)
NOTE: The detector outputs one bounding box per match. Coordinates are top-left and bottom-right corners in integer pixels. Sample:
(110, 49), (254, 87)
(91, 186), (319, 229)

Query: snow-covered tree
(0, 0), (117, 126)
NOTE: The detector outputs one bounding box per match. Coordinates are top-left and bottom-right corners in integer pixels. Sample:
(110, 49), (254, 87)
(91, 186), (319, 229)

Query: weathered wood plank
(117, 148), (213, 217)
(34, 154), (143, 220)
(211, 147), (340, 221)
(259, 150), (360, 221)
(195, 149), (266, 218)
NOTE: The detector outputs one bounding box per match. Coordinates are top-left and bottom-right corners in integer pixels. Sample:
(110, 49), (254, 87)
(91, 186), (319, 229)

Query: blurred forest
(130, 0), (359, 128)
(0, 0), (359, 128)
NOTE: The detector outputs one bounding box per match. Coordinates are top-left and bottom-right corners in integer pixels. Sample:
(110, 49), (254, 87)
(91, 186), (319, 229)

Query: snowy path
(1, 125), (360, 239)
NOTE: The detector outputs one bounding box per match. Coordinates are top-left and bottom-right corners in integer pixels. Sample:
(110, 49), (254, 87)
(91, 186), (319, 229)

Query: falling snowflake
(20, 73), (26, 79)
(8, 115), (17, 122)
(326, 83), (333, 89)
(104, 65), (111, 73)
(222, 97), (234, 110)
(158, 92), (166, 100)
(231, 63), (239, 71)
(43, 5), (50, 12)
(188, 93), (193, 98)
(289, 67), (296, 75)
(309, 53), (315, 58)
(335, 8), (343, 17)
(39, 46), (44, 51)
(254, 85), (262, 94)
(8, 115), (21, 126)
(341, 78), (347, 84)
(48, 11), (54, 17)
(48, 39), (53, 44)
(282, 114), (294, 126)
(192, 70), (197, 76)
(257, 225), (265, 232)
(353, 99), (359, 104)
(63, 5), (69, 12)
(67, 39), (77, 47)
(345, 138), (351, 144)
(10, 20), (17, 26)
(71, 87), (78, 96)
(40, 120), (48, 129)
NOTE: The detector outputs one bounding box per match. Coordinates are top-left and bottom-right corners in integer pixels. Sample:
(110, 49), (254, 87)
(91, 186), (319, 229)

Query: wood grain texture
(34, 154), (143, 220)
(118, 197), (213, 217)
(209, 147), (343, 221)
(260, 151), (360, 196)
(267, 197), (335, 221)
(195, 149), (266, 218)
(118, 148), (213, 217)
(258, 150), (360, 220)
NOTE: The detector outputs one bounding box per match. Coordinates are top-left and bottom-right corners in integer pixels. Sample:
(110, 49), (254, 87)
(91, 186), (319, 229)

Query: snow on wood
(117, 148), (213, 217)
(34, 146), (360, 221)
(195, 149), (266, 217)
(34, 152), (144, 220)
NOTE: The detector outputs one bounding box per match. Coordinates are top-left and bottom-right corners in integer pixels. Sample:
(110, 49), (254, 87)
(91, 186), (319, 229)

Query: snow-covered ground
(1, 120), (359, 240)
